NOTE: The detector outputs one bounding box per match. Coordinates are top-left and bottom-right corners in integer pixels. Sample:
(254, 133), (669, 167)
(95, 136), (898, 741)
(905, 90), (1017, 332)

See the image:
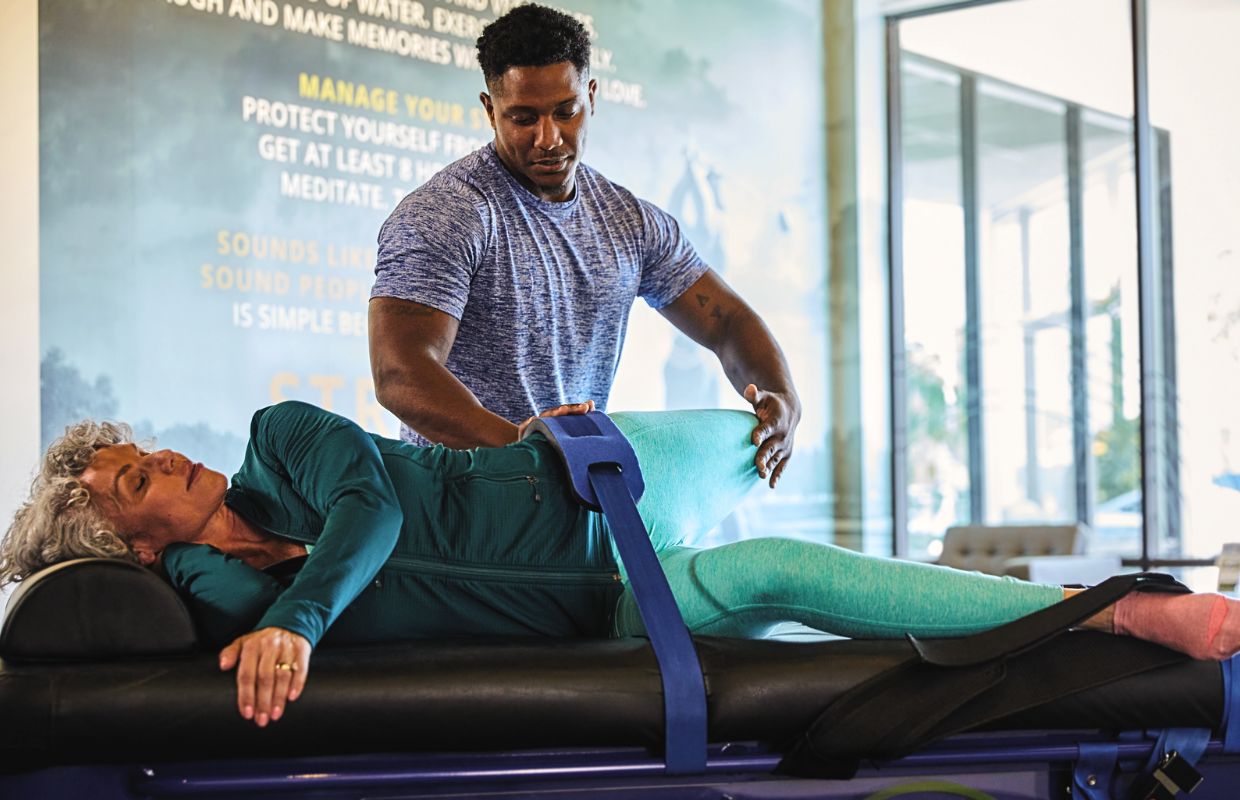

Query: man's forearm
(374, 358), (518, 448)
(660, 272), (800, 484)
(715, 306), (800, 401)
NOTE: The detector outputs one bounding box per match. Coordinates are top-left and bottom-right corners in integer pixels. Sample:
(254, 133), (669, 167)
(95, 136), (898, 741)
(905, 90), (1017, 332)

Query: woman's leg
(614, 537), (1240, 661)
(606, 411), (1240, 659)
(607, 410), (1058, 639)
(613, 537), (1062, 638)
(609, 410), (760, 553)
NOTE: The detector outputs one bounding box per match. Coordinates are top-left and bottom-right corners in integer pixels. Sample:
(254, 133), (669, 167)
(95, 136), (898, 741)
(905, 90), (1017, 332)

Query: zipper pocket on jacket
(458, 473), (542, 502)
(384, 553), (620, 585)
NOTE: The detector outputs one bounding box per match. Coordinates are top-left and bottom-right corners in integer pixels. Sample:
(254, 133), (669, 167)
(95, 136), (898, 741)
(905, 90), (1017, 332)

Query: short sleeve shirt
(372, 142), (708, 445)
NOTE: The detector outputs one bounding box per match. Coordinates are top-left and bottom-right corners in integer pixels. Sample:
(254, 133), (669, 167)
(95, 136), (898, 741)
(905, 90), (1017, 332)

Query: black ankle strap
(911, 572), (1188, 668)
(778, 572), (1192, 778)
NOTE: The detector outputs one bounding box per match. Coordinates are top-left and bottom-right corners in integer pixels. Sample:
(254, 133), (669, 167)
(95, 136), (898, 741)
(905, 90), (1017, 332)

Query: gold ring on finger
(275, 662), (297, 672)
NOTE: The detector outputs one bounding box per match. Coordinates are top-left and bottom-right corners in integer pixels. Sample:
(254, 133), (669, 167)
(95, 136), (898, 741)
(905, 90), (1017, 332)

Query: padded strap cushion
(0, 558), (197, 661)
(524, 414), (645, 509)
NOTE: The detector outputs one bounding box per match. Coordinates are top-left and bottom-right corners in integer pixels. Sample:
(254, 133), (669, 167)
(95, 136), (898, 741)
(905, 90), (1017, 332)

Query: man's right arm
(368, 296), (519, 448)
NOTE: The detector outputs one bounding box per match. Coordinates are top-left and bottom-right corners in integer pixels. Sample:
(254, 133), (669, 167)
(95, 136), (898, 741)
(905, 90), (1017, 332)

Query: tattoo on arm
(694, 293), (724, 322)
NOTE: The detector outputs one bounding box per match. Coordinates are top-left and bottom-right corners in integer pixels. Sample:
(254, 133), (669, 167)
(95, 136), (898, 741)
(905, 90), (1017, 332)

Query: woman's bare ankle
(1063, 587), (1115, 632)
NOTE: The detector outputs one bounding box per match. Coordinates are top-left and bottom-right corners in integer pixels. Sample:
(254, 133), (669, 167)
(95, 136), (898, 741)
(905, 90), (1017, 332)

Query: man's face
(481, 62), (597, 203)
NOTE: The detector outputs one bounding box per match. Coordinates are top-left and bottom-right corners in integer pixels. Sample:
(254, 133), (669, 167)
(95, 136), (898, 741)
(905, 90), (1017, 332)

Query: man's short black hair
(476, 4), (590, 89)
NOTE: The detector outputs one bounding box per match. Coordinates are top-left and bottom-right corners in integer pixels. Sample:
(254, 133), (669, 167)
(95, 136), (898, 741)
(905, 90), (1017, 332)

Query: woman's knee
(612, 410), (761, 544)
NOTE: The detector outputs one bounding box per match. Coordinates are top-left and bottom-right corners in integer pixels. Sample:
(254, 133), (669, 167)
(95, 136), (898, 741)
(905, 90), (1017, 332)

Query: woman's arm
(190, 401), (404, 726)
(242, 400), (404, 645)
(164, 543), (311, 727)
(164, 542), (286, 644)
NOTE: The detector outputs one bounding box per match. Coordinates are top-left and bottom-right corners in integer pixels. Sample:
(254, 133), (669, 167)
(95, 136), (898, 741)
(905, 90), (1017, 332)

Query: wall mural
(40, 0), (827, 543)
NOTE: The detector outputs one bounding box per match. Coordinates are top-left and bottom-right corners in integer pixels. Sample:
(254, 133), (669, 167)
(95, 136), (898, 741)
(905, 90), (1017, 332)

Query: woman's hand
(516, 400), (596, 440)
(219, 626), (311, 727)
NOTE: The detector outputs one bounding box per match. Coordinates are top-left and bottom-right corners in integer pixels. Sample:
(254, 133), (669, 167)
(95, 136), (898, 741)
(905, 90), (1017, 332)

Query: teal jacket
(163, 402), (621, 647)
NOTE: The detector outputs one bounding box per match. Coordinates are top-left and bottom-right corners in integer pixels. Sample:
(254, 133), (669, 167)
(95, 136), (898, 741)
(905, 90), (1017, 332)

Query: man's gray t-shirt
(372, 142), (709, 445)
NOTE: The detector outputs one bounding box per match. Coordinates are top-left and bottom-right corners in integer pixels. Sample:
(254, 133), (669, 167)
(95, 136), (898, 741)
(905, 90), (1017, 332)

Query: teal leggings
(608, 410), (1063, 639)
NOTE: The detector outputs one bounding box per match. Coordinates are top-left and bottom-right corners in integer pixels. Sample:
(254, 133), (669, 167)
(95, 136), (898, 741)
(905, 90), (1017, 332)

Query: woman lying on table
(3, 400), (1237, 729)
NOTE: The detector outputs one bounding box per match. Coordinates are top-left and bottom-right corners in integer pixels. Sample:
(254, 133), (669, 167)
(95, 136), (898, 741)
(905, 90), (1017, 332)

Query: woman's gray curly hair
(0, 421), (140, 585)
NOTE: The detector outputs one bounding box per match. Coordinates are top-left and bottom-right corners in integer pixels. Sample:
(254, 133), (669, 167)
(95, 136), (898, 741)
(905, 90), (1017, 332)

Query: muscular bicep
(657, 269), (748, 352)
(368, 296), (516, 446)
(369, 297), (460, 385)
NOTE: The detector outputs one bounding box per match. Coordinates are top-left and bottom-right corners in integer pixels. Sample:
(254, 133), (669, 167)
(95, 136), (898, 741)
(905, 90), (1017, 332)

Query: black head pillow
(0, 558), (198, 661)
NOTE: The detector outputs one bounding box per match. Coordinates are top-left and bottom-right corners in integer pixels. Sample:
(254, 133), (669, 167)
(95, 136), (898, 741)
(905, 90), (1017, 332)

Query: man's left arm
(658, 269), (801, 488)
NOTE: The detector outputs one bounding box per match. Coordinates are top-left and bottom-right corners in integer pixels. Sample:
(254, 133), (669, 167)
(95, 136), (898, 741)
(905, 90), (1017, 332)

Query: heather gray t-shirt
(372, 142), (709, 445)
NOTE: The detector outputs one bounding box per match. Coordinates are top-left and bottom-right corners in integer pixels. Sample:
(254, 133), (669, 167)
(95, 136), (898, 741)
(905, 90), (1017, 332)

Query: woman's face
(78, 444), (228, 564)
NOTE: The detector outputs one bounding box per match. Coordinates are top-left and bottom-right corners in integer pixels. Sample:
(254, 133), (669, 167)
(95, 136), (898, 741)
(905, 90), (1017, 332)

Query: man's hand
(219, 626), (312, 728)
(516, 400), (596, 440)
(744, 383), (800, 488)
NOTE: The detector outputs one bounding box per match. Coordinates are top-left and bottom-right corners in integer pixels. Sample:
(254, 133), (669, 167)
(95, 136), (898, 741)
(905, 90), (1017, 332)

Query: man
(369, 4), (800, 487)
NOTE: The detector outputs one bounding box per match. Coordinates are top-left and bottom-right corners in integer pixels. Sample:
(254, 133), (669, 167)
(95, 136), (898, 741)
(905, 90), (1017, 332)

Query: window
(890, 0), (1178, 563)
(1150, 0), (1240, 564)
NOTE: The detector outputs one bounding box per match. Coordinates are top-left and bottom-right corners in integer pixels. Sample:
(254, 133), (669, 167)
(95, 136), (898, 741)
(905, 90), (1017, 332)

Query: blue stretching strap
(1143, 727), (1209, 770)
(1223, 655), (1240, 754)
(524, 412), (708, 774)
(1073, 742), (1118, 800)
